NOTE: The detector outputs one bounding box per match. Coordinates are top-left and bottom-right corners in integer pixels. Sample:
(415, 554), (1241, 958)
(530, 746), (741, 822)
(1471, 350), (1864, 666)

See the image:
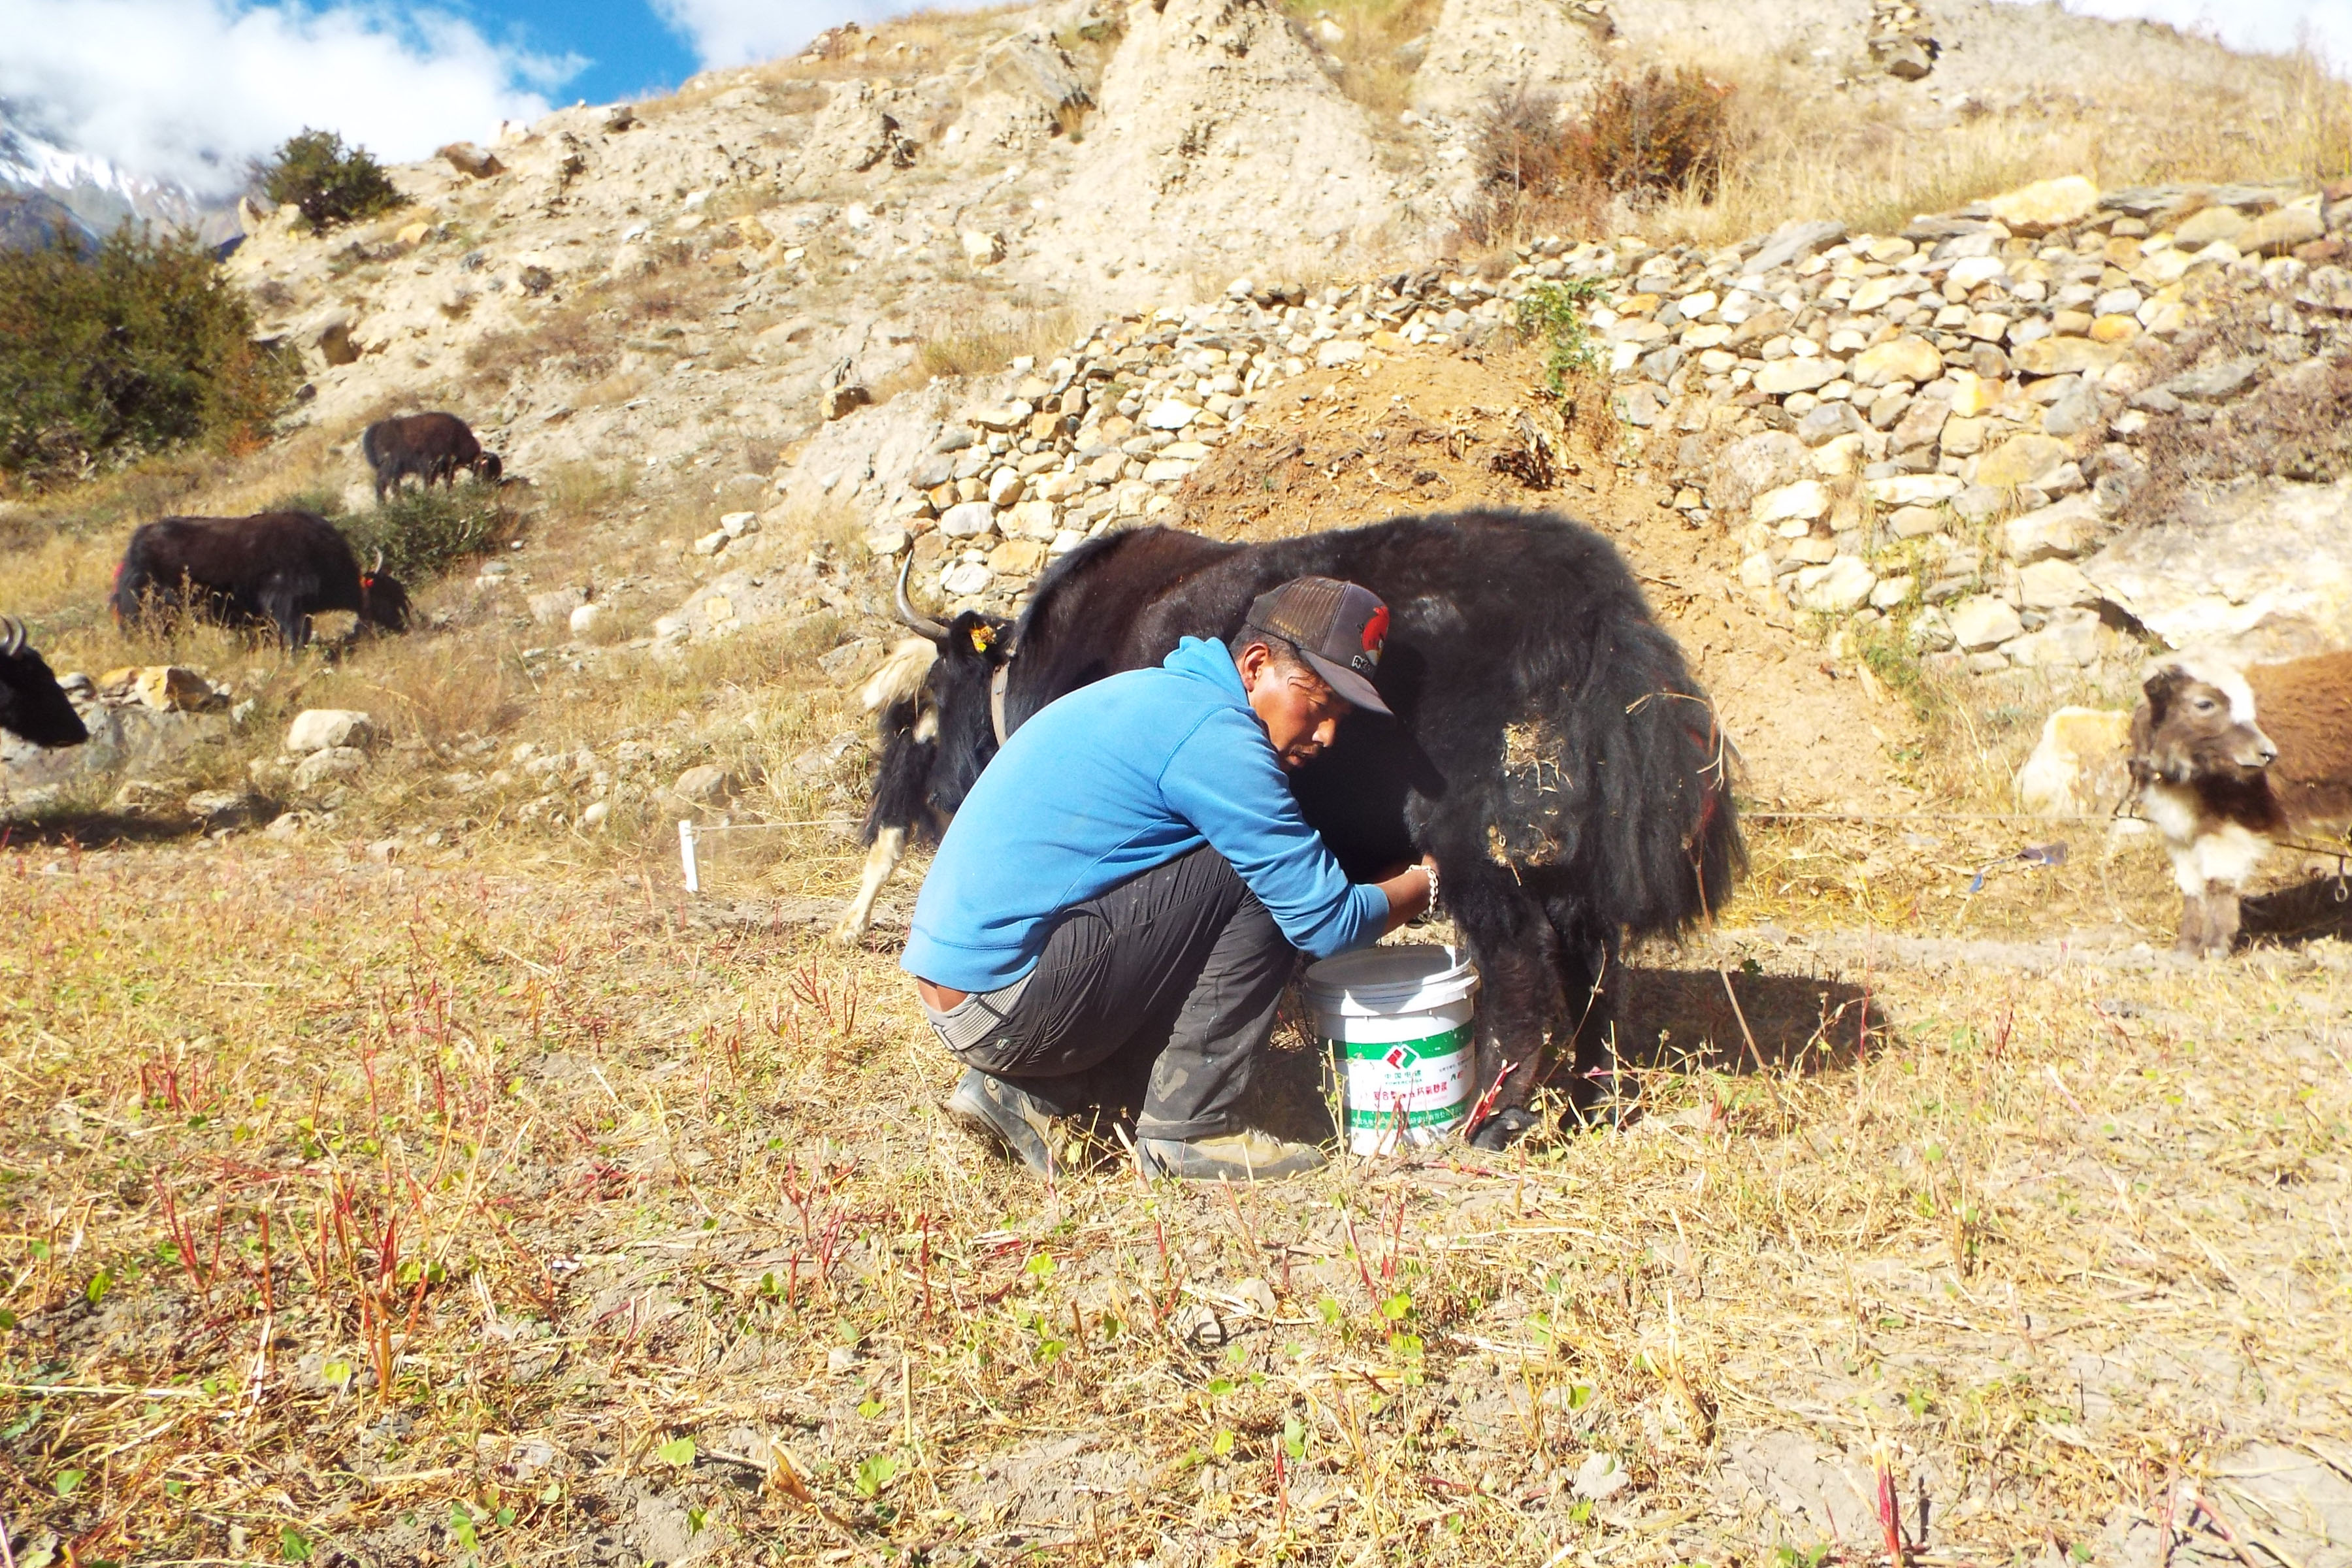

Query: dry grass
(1281, 0), (1447, 118)
(7, 349), (2347, 1565)
(1647, 48), (2352, 248)
(915, 306), (1085, 381)
(4, 813), (2347, 1564)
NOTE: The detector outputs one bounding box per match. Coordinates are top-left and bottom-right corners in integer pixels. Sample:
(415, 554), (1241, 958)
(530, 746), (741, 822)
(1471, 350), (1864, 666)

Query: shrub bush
(1567, 66), (1733, 203)
(1465, 67), (1733, 241)
(255, 129), (404, 233)
(0, 227), (293, 486)
(327, 482), (517, 583)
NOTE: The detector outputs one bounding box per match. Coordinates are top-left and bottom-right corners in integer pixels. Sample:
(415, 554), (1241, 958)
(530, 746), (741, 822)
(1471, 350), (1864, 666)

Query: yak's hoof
(1467, 1106), (1540, 1151)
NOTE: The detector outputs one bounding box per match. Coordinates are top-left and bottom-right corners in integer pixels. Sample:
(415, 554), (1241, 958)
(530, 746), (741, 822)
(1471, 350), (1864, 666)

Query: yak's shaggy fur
(361, 413), (502, 503)
(112, 512), (412, 649)
(2131, 651), (2352, 955)
(844, 510), (1744, 1148)
(0, 616), (86, 747)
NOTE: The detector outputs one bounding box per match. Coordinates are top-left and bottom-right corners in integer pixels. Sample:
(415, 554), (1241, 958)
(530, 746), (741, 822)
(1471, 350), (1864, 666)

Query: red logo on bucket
(1384, 1046), (1409, 1070)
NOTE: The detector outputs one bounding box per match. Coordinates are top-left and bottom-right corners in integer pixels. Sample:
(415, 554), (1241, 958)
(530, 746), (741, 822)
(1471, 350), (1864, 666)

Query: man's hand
(1375, 855), (1439, 936)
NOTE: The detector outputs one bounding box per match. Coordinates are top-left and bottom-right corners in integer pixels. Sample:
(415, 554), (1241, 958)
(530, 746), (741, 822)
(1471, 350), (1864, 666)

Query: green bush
(1515, 278), (1609, 396)
(320, 481), (516, 582)
(0, 227), (293, 486)
(255, 129), (404, 233)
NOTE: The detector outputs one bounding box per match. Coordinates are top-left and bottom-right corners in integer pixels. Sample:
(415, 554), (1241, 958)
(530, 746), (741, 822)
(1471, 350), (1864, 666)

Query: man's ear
(1234, 640), (1265, 690)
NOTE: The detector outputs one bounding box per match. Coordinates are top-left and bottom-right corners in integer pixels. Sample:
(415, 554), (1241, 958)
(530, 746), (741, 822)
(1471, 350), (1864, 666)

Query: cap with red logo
(1243, 576), (1394, 716)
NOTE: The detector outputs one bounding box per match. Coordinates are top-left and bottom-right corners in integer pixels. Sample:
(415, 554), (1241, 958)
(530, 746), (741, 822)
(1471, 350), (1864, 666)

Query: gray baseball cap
(1244, 576), (1393, 716)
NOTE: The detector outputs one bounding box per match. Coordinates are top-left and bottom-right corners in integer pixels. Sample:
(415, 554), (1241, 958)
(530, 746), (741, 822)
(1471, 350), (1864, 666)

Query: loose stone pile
(1610, 176), (2352, 683)
(851, 272), (1522, 606)
(713, 174), (2352, 693)
(1866, 0), (1940, 81)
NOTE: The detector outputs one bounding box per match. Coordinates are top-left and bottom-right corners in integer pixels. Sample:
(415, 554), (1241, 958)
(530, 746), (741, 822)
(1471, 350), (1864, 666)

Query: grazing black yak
(112, 512), (410, 648)
(361, 412), (501, 502)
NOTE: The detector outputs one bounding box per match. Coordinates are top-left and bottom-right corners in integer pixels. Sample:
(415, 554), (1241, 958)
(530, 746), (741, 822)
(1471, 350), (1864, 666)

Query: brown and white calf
(2129, 652), (2352, 956)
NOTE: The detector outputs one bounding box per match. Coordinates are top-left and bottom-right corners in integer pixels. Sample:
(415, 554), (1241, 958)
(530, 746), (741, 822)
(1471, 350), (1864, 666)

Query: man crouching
(903, 576), (1437, 1182)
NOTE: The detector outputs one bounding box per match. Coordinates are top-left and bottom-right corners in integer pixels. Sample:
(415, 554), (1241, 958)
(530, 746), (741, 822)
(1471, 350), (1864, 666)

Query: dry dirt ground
(5, 344), (2352, 1567)
(1175, 342), (1921, 813)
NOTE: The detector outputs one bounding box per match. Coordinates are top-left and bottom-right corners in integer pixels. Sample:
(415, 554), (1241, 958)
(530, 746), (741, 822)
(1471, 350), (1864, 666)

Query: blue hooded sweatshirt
(902, 636), (1389, 991)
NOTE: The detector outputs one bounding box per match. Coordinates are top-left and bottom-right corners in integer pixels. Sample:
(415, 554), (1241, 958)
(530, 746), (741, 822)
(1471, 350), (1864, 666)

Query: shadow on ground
(1237, 962), (1888, 1149)
(0, 809), (215, 849)
(2243, 874), (2352, 947)
(1615, 964), (1887, 1075)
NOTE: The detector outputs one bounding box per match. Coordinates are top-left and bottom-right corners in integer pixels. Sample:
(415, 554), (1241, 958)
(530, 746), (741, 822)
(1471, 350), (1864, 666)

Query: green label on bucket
(1328, 1022), (1472, 1130)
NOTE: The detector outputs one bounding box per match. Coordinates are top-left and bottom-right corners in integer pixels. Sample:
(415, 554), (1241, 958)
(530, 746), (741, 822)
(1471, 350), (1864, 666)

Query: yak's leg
(2203, 884), (2243, 956)
(832, 826), (907, 943)
(1541, 898), (1623, 1123)
(1443, 858), (1566, 1151)
(260, 589), (308, 650)
(2175, 890), (2209, 956)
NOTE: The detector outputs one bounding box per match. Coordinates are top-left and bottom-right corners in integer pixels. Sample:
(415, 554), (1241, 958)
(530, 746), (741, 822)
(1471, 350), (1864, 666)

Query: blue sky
(439, 0), (697, 106)
(1, 0), (2348, 197)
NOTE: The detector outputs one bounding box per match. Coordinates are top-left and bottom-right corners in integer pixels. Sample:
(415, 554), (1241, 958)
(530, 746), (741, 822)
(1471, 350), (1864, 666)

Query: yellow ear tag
(971, 626), (995, 652)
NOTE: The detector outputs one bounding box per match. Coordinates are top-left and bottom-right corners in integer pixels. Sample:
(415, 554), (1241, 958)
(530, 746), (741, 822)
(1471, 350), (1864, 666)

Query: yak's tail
(860, 637), (936, 713)
(1554, 611), (1746, 941)
(853, 637), (942, 849)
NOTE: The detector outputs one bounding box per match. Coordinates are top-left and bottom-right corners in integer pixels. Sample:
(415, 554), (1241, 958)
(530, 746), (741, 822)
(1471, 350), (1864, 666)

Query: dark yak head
(0, 617), (89, 748)
(2132, 659), (2277, 786)
(472, 451), (503, 485)
(358, 553), (413, 634)
(883, 556), (1011, 824)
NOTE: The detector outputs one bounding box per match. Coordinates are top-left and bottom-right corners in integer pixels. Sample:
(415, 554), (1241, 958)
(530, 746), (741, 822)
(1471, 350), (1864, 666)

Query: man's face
(1239, 642), (1352, 769)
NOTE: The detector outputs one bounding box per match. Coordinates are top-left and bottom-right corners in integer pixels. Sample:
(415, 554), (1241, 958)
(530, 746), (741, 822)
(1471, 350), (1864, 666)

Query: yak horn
(893, 553), (948, 641)
(370, 549), (385, 575)
(0, 616), (21, 657)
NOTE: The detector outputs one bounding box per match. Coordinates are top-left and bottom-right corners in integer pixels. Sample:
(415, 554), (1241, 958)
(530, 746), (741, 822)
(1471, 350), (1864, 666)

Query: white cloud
(2039, 0), (2352, 70)
(0, 0), (573, 196)
(649, 0), (910, 71)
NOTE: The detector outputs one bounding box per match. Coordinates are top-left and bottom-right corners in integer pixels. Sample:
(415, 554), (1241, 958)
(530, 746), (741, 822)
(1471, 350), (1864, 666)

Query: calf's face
(2132, 662), (2277, 783)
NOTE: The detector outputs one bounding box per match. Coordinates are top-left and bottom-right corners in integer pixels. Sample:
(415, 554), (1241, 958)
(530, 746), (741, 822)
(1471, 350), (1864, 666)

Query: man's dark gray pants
(932, 845), (1293, 1141)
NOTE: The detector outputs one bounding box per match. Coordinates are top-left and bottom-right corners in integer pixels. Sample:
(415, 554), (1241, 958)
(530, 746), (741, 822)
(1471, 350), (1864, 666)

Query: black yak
(361, 412), (502, 503)
(0, 617), (88, 747)
(840, 510), (1744, 1149)
(112, 512), (411, 649)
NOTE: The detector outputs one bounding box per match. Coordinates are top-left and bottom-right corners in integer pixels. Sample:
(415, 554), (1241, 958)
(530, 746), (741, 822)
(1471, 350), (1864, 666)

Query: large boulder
(1985, 176), (2099, 235)
(1709, 431), (1805, 517)
(2085, 478), (2352, 660)
(291, 747), (367, 792)
(2015, 707), (2132, 817)
(3, 703), (229, 813)
(286, 710), (374, 755)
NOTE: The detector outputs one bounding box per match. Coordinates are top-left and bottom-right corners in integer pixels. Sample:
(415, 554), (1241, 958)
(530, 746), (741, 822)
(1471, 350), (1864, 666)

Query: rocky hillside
(218, 0), (2325, 476)
(10, 0), (2352, 829)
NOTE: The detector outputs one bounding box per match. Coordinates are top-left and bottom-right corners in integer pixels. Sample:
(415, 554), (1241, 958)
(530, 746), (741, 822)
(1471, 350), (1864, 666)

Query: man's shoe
(944, 1069), (1060, 1176)
(1135, 1128), (1326, 1182)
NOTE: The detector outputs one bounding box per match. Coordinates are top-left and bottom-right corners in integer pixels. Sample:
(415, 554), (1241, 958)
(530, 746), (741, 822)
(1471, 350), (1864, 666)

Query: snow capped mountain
(0, 103), (237, 248)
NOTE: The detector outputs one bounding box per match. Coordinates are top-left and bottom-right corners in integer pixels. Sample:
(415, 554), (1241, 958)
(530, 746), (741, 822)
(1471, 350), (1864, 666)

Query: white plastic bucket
(1301, 944), (1480, 1155)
